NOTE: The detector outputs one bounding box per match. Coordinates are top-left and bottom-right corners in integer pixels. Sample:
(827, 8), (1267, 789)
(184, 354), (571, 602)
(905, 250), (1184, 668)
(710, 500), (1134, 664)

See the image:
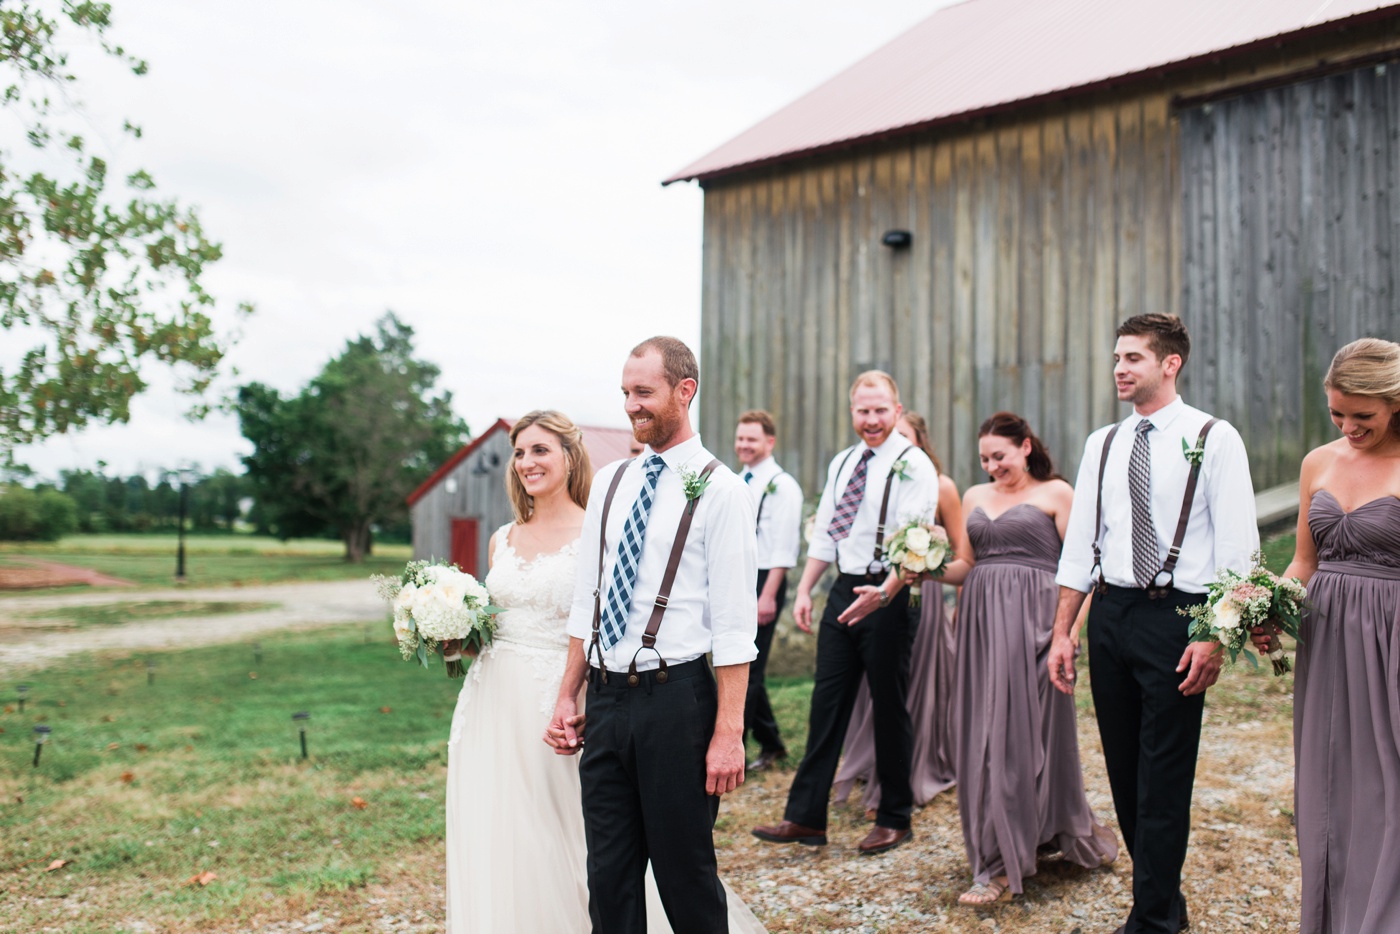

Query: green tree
(236, 313), (467, 562)
(0, 483), (76, 540)
(0, 2), (248, 457)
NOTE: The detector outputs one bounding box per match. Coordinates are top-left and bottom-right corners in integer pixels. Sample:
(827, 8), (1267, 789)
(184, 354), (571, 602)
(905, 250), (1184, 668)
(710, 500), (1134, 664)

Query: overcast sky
(12, 0), (953, 480)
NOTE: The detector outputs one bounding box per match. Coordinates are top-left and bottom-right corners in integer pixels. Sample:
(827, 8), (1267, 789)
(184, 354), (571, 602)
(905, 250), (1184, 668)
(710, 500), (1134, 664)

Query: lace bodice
(482, 522), (579, 649)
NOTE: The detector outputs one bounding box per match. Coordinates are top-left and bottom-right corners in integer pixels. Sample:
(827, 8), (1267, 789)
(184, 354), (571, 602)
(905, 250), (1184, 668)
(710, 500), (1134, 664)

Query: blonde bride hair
(1324, 338), (1400, 438)
(507, 411), (593, 522)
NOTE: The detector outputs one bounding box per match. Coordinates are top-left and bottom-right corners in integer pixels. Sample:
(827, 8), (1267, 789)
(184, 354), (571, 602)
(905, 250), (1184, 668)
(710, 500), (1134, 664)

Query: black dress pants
(580, 659), (725, 934)
(784, 573), (915, 830)
(1088, 585), (1205, 934)
(744, 568), (788, 754)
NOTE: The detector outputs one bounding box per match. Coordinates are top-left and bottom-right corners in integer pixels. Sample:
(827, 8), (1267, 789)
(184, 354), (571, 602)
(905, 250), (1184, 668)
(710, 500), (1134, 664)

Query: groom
(1048, 314), (1257, 934)
(546, 336), (757, 934)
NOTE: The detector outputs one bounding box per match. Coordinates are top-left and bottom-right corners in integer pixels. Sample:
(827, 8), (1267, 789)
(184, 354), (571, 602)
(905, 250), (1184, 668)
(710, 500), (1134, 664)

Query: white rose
(904, 553), (927, 574)
(904, 526), (932, 554)
(392, 609), (413, 640)
(923, 542), (947, 570)
(1213, 598), (1243, 633)
(437, 581), (466, 607)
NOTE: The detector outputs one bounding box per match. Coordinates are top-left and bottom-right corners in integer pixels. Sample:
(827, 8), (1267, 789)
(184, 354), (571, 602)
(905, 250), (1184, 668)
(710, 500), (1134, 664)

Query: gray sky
(14, 0), (949, 479)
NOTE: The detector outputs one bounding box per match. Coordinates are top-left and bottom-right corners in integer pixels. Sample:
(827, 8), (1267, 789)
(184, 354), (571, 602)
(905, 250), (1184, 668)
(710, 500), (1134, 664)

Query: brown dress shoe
(751, 820), (827, 846)
(857, 825), (912, 854)
(746, 749), (787, 772)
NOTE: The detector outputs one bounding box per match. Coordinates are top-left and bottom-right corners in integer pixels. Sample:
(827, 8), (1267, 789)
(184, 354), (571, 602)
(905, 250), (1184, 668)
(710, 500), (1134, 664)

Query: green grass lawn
(0, 534), (413, 591)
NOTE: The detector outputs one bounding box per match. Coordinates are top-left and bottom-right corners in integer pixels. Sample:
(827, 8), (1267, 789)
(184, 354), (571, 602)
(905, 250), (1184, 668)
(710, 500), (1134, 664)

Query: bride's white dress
(445, 523), (766, 933)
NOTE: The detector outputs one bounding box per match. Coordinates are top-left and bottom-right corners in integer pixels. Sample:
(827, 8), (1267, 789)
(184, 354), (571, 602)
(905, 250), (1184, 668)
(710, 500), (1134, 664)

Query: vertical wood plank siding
(699, 92), (1182, 493)
(410, 432), (514, 577)
(1179, 62), (1400, 488)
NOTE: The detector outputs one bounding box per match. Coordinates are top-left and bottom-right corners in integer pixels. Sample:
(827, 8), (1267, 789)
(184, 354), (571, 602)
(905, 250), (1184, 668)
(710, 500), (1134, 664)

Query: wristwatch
(876, 586), (890, 608)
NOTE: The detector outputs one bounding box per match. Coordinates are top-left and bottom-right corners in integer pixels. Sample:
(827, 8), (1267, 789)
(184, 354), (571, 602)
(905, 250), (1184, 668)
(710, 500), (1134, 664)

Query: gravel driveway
(0, 579), (386, 673)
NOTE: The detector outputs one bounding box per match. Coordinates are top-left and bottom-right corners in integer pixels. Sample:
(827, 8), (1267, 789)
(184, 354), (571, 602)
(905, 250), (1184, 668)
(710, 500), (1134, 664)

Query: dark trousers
(1089, 585), (1205, 934)
(784, 573), (915, 830)
(744, 568), (788, 754)
(580, 659), (726, 934)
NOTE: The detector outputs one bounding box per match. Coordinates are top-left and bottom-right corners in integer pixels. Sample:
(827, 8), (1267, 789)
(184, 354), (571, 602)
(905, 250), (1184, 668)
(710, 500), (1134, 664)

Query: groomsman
(1047, 314), (1257, 934)
(733, 409), (803, 772)
(546, 337), (758, 934)
(752, 371), (938, 853)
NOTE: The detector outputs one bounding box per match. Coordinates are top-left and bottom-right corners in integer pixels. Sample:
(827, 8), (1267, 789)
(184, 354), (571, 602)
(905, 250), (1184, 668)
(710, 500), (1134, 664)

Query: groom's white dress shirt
(743, 456), (803, 572)
(567, 434), (758, 672)
(1056, 396), (1258, 595)
(807, 434), (940, 576)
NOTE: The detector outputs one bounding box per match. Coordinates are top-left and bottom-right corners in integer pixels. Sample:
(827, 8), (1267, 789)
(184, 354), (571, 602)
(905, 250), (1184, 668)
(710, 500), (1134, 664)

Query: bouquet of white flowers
(1177, 553), (1306, 676)
(883, 517), (951, 608)
(374, 561), (501, 678)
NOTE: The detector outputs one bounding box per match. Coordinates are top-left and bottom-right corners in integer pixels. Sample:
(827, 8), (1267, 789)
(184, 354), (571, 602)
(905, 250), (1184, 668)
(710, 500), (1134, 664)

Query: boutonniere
(1181, 436), (1207, 467)
(892, 458), (912, 481)
(763, 479), (778, 496)
(679, 466), (713, 514)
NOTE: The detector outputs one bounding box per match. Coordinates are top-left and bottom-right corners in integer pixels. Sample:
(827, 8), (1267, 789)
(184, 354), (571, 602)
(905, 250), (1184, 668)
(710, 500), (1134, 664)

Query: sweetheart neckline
(971, 502), (1055, 523)
(1311, 489), (1400, 517)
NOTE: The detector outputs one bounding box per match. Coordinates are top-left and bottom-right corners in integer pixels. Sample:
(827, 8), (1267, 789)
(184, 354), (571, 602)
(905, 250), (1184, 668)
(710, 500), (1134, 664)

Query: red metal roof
(664, 0), (1400, 185)
(406, 419), (638, 506)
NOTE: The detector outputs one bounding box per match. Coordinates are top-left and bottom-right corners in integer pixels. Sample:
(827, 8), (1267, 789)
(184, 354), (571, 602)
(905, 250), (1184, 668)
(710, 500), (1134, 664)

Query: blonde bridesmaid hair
(1324, 338), (1400, 437)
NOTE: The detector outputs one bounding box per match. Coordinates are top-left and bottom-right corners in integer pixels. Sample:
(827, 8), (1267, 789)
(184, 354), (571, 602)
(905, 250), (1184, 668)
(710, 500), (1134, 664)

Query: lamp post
(175, 467), (192, 583)
(32, 725), (50, 767)
(292, 711), (310, 760)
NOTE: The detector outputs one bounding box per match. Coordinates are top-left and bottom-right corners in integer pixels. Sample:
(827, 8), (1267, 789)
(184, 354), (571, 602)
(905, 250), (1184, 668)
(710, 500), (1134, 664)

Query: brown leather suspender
(1091, 418), (1220, 598)
(866, 445), (916, 579)
(588, 456), (722, 687)
(754, 471), (789, 529)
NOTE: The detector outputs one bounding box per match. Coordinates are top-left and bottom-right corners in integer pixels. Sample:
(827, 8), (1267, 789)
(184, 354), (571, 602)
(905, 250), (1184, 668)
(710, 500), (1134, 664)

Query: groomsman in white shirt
(546, 337), (758, 934)
(1048, 314), (1257, 934)
(752, 371), (939, 854)
(733, 409), (803, 772)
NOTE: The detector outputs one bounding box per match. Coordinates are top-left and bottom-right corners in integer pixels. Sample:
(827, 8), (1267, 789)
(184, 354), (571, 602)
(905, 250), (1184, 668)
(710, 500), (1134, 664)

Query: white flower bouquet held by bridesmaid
(1177, 554), (1306, 675)
(883, 517), (950, 607)
(374, 560), (501, 678)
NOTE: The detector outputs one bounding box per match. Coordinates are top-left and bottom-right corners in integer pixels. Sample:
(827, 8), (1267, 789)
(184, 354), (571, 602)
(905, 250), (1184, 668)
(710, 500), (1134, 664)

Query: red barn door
(449, 518), (480, 577)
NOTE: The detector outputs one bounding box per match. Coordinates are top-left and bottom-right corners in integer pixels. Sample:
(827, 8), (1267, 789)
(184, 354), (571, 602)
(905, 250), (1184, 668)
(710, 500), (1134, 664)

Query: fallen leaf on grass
(183, 871), (217, 887)
(57, 701), (65, 707)
(135, 744), (148, 752)
(2, 705), (13, 714)
(248, 672), (257, 680)
(45, 860), (68, 872)
(102, 714), (116, 722)
(14, 794), (22, 804)
(379, 706), (392, 714)
(120, 772), (135, 784)
(351, 797), (368, 810)
(106, 742), (120, 751)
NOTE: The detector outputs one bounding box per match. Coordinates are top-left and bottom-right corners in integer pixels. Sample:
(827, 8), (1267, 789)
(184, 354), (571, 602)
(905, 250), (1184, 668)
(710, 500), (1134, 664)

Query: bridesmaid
(1255, 338), (1400, 934)
(951, 412), (1116, 905)
(834, 412), (968, 812)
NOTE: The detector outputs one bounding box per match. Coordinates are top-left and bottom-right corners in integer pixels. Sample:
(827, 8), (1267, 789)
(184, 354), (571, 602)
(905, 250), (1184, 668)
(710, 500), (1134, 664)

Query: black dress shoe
(747, 749), (787, 772)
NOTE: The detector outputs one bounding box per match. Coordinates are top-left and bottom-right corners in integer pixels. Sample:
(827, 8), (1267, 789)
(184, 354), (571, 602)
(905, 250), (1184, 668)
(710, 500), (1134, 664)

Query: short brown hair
(1116, 314), (1191, 367)
(630, 336), (699, 389)
(737, 409), (776, 437)
(849, 369), (901, 405)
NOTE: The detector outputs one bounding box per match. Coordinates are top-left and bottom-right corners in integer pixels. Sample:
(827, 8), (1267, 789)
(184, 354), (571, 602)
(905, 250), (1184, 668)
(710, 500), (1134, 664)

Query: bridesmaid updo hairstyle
(507, 410), (593, 522)
(1324, 338), (1400, 438)
(978, 411), (1056, 481)
(898, 411), (945, 474)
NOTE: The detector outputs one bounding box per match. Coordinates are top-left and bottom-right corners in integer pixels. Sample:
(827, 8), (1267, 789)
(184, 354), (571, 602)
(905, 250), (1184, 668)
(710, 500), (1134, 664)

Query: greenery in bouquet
(373, 560), (502, 677)
(883, 517), (951, 608)
(1178, 553), (1306, 676)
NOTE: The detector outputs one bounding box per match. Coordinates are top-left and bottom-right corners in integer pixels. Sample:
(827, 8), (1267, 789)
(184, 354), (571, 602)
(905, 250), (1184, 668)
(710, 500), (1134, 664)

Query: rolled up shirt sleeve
(1056, 430), (1107, 593)
(705, 479), (760, 667)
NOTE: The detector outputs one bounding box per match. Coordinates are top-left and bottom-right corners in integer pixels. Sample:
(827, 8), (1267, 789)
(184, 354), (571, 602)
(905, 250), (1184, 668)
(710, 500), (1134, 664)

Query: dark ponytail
(977, 411), (1055, 481)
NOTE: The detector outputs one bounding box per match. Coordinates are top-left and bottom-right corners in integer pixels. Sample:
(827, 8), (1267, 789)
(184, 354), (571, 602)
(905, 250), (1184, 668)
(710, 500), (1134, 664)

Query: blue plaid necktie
(599, 455), (665, 651)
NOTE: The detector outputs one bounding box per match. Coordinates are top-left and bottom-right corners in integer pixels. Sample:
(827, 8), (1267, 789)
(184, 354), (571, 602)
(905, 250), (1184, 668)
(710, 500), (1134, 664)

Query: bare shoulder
(938, 474), (960, 498)
(962, 482), (992, 508)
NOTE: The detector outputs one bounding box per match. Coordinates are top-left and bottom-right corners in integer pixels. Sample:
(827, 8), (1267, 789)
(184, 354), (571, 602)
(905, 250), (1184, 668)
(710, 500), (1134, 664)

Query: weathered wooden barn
(408, 419), (635, 578)
(666, 0), (1400, 494)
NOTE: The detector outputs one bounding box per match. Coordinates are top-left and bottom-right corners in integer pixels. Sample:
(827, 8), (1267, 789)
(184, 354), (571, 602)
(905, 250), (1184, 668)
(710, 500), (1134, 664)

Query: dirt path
(0, 579), (385, 673)
(0, 557), (134, 590)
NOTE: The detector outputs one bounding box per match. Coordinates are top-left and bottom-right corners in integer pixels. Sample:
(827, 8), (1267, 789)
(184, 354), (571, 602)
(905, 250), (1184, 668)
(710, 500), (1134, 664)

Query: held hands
(793, 590), (814, 634)
(757, 592), (778, 626)
(1047, 634), (1079, 695)
(544, 696), (586, 756)
(442, 638), (478, 661)
(1176, 640), (1224, 695)
(836, 585), (886, 626)
(706, 731), (745, 795)
(1248, 623), (1282, 655)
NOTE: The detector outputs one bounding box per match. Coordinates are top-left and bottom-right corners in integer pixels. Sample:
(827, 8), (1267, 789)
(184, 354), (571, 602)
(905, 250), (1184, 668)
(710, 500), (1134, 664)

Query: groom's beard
(632, 404), (684, 448)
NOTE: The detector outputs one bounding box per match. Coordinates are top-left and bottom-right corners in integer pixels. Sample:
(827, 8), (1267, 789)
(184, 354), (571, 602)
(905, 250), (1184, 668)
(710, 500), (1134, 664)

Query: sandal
(958, 877), (1012, 905)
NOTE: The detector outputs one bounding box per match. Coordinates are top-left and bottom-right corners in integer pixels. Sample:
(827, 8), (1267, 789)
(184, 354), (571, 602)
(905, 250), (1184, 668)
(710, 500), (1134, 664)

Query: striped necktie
(598, 455), (665, 651)
(1129, 420), (1158, 587)
(827, 449), (876, 542)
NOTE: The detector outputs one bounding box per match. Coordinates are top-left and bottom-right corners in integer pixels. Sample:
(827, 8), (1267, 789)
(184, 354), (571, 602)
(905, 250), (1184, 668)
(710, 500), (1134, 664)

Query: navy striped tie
(599, 455), (665, 651)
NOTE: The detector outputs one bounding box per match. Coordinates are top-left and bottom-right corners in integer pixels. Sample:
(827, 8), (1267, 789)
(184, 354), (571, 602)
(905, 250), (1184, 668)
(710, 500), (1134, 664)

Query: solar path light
(293, 711), (310, 760)
(32, 725), (51, 767)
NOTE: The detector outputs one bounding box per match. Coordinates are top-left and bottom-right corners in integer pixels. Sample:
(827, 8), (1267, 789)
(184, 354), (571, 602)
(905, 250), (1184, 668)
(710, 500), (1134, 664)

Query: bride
(445, 409), (766, 933)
